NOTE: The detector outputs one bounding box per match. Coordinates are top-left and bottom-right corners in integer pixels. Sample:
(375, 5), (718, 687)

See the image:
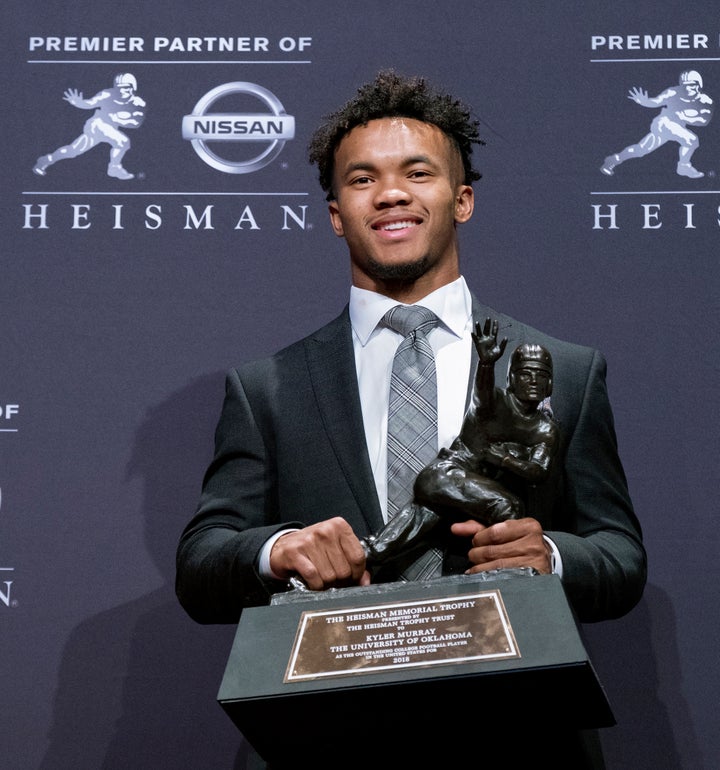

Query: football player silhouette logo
(34, 73), (146, 180)
(601, 70), (713, 179)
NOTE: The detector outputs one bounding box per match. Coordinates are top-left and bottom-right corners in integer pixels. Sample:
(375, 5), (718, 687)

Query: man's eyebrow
(340, 161), (377, 174)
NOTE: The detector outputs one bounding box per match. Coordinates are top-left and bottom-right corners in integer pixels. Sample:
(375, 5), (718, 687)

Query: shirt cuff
(258, 528), (300, 579)
(543, 534), (564, 578)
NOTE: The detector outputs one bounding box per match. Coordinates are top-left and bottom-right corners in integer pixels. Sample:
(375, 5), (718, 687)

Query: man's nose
(374, 180), (411, 207)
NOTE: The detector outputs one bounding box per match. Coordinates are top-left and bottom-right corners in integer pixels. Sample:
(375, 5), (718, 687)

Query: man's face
(509, 363), (552, 404)
(328, 118), (473, 295)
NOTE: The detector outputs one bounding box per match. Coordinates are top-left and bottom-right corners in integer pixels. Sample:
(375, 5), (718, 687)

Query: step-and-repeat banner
(3, 2), (717, 768)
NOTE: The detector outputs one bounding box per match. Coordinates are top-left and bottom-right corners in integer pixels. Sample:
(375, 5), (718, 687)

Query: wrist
(259, 528), (299, 579)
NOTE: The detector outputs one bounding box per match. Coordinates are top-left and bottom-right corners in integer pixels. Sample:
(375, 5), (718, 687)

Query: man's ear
(454, 185), (474, 224)
(328, 200), (344, 237)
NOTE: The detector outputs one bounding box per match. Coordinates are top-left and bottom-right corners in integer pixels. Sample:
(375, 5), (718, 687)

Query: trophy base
(219, 572), (614, 764)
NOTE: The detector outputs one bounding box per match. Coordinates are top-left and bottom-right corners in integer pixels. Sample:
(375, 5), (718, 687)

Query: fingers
(463, 518), (552, 575)
(450, 519), (486, 538)
(474, 317), (496, 338)
(270, 517), (367, 590)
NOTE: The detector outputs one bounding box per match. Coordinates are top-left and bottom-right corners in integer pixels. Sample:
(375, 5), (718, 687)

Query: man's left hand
(450, 517), (552, 574)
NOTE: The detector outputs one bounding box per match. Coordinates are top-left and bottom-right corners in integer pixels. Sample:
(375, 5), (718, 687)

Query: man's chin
(367, 256), (430, 283)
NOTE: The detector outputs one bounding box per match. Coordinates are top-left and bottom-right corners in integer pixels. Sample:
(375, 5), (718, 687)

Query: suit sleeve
(175, 368), (299, 624)
(546, 349), (647, 622)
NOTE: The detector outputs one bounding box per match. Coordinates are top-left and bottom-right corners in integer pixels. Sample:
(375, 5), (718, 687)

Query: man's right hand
(269, 517), (371, 590)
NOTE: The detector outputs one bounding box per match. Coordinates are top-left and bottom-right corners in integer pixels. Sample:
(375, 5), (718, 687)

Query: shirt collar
(349, 276), (472, 346)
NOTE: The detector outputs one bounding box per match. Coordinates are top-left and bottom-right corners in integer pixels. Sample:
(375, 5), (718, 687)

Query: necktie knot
(383, 305), (438, 339)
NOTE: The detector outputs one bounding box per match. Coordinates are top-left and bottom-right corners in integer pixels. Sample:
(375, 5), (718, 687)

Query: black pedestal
(218, 572), (614, 764)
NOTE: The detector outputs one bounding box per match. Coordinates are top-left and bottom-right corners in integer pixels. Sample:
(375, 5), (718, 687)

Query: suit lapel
(303, 308), (384, 533)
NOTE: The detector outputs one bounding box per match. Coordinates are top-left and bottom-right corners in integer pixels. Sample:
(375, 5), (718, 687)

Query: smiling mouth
(374, 219), (420, 231)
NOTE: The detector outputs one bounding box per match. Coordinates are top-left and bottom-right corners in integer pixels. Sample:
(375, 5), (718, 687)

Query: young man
(176, 69), (645, 769)
(176, 69), (644, 628)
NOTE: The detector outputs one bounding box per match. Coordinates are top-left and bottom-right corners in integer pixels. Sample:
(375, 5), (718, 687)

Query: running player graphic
(33, 73), (146, 180)
(601, 70), (713, 179)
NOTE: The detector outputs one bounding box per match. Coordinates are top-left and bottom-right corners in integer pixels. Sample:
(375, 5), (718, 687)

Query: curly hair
(308, 70), (484, 199)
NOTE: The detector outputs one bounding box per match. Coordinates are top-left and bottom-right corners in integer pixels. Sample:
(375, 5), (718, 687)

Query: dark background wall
(2, 2), (717, 768)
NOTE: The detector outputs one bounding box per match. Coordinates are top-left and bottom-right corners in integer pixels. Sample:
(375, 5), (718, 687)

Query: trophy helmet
(509, 343), (552, 373)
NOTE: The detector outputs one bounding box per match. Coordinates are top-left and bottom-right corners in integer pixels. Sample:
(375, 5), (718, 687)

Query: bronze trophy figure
(363, 317), (559, 580)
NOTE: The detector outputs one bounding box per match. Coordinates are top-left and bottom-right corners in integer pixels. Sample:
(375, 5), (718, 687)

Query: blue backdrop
(2, 2), (717, 768)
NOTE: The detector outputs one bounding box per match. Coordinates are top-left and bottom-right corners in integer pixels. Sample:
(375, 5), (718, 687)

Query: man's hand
(450, 517), (552, 574)
(269, 517), (370, 590)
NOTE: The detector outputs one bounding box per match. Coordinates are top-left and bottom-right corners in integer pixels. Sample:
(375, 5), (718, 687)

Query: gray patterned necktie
(384, 305), (439, 519)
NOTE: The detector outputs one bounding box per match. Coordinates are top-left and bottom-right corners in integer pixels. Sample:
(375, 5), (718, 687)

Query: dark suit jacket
(176, 297), (646, 625)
